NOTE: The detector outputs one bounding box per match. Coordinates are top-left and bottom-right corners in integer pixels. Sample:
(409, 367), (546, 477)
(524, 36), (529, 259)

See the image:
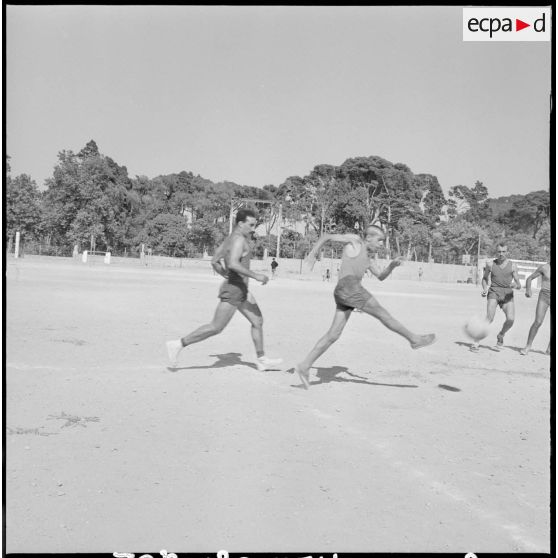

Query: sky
(6, 5), (552, 197)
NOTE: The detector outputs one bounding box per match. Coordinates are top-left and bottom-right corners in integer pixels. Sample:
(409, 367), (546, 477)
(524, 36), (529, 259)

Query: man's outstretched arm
(512, 264), (522, 290)
(305, 233), (360, 270)
(368, 256), (404, 281)
(524, 266), (543, 296)
(481, 264), (491, 295)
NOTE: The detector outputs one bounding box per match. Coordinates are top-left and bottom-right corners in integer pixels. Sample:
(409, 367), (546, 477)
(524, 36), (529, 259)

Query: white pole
(229, 200), (234, 235)
(14, 231), (20, 258)
(476, 232), (481, 284)
(276, 204), (282, 258)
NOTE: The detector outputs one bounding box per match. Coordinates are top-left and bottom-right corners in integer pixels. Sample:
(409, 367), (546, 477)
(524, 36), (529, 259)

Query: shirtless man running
(295, 225), (436, 389)
(521, 262), (551, 356)
(471, 242), (522, 353)
(166, 208), (282, 371)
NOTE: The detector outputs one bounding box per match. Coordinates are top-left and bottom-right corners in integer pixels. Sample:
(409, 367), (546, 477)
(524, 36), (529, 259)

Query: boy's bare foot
(295, 365), (310, 390)
(494, 334), (504, 351)
(411, 333), (436, 350)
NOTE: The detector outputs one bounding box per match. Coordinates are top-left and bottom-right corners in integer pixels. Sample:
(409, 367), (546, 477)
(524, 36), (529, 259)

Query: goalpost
(139, 244), (153, 267)
(81, 250), (111, 265)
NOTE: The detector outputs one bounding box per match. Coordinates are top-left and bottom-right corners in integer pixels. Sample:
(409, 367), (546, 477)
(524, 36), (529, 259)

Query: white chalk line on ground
(307, 407), (547, 552)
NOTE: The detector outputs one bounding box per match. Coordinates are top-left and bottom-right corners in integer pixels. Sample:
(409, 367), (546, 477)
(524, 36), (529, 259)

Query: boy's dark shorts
(334, 275), (373, 311)
(218, 280), (248, 307)
(487, 286), (514, 308)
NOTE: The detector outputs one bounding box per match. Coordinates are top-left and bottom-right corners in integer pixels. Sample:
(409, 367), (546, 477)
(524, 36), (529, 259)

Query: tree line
(5, 140), (551, 263)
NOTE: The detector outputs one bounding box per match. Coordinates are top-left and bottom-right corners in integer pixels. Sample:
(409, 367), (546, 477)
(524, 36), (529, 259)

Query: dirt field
(5, 256), (551, 553)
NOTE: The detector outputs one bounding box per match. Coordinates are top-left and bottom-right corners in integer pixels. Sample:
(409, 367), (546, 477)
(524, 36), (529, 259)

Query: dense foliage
(5, 142), (551, 262)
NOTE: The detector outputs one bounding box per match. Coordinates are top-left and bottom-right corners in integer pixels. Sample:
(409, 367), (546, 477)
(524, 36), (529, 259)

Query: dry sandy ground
(5, 257), (551, 553)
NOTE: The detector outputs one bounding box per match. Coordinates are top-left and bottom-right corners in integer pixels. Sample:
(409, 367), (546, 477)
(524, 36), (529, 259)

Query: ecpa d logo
(463, 8), (551, 41)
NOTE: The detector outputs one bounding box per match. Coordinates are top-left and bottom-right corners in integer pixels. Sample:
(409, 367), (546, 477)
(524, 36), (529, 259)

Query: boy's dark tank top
(338, 241), (369, 282)
(490, 259), (513, 288)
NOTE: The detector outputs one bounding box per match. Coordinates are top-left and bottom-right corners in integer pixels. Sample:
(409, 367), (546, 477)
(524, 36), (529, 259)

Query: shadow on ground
(507, 345), (549, 356)
(455, 340), (550, 357)
(454, 340), (499, 352)
(289, 365), (419, 389)
(438, 384), (461, 392)
(167, 352), (257, 372)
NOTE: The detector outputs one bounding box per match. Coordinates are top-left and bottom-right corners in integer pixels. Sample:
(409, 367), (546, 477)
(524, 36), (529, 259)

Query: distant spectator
(271, 257), (279, 278)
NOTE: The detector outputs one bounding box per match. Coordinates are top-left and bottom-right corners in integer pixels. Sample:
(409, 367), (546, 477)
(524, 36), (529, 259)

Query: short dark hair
(236, 208), (257, 224)
(365, 225), (385, 237)
(497, 242), (508, 250)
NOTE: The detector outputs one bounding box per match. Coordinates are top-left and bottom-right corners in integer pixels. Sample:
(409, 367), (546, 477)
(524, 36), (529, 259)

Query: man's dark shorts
(334, 275), (373, 311)
(539, 289), (551, 306)
(218, 280), (248, 307)
(488, 286), (514, 308)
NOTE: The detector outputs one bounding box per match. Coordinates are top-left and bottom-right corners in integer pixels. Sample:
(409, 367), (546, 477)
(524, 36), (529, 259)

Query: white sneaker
(255, 355), (283, 371)
(166, 340), (183, 367)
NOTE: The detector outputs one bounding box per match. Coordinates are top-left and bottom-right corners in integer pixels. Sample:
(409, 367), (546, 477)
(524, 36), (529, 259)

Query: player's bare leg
(238, 294), (264, 355)
(471, 298), (498, 352)
(495, 301), (515, 351)
(296, 307), (352, 389)
(238, 293), (282, 371)
(166, 302), (237, 367)
(360, 296), (435, 349)
(521, 297), (549, 355)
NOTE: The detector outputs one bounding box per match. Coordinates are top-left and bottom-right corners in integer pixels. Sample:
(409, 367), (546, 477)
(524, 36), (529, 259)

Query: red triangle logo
(516, 19), (530, 31)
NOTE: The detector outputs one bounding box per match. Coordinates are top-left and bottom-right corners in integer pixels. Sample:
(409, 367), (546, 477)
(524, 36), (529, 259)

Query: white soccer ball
(463, 315), (491, 342)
